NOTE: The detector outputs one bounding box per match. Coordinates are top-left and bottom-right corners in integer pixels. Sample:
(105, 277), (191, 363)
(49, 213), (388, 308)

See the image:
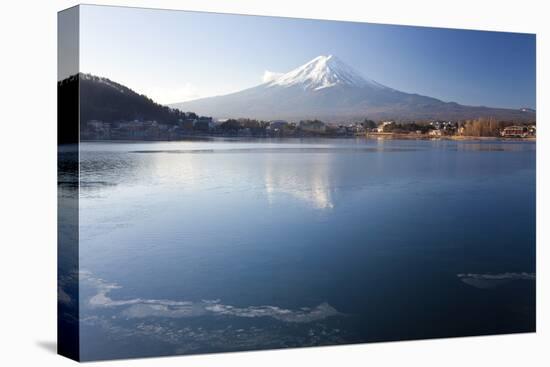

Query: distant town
(81, 116), (536, 141)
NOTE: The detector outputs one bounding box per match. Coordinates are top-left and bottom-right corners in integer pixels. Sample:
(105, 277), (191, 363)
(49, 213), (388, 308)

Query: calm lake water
(61, 138), (536, 360)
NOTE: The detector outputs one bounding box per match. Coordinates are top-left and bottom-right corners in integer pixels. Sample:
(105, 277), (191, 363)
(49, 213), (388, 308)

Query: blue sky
(79, 5), (536, 108)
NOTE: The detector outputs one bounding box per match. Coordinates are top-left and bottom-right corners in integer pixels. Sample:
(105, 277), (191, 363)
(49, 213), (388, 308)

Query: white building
(377, 121), (394, 133)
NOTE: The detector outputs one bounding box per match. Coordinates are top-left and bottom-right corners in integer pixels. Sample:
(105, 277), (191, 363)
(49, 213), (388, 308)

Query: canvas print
(58, 5), (536, 362)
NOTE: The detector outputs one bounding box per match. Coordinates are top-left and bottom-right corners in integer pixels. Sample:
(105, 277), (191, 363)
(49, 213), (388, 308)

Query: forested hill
(58, 73), (204, 132)
(78, 73), (193, 124)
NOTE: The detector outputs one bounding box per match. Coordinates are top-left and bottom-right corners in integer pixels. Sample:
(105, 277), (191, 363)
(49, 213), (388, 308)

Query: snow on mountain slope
(267, 55), (387, 91)
(171, 56), (535, 122)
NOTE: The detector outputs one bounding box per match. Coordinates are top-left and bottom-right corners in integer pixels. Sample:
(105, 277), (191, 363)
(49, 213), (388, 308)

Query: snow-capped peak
(267, 55), (385, 91)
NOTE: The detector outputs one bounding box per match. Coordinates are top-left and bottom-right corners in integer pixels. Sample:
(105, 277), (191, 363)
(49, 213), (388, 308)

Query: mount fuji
(171, 55), (534, 122)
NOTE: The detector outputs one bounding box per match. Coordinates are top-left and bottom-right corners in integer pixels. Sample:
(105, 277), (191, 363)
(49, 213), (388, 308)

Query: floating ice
(457, 272), (535, 289)
(80, 271), (342, 323)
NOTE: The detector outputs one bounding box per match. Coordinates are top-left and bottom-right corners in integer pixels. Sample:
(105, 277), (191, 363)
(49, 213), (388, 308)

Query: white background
(0, 0), (547, 365)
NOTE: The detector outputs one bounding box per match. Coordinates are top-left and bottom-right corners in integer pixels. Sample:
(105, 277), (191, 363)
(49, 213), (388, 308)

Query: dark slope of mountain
(78, 73), (189, 126)
(58, 74), (80, 144)
(172, 55), (535, 122)
(58, 73), (200, 137)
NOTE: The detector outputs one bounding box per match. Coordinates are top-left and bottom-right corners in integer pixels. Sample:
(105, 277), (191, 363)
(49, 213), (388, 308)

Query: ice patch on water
(203, 301), (339, 323)
(457, 272), (535, 289)
(80, 271), (341, 323)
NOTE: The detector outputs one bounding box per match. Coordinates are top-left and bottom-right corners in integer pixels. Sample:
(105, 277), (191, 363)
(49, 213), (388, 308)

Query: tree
(362, 119), (377, 130)
(220, 119), (241, 132)
(461, 117), (502, 137)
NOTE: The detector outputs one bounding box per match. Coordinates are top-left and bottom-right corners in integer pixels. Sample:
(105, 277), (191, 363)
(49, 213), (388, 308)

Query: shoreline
(78, 134), (536, 144)
(364, 133), (536, 142)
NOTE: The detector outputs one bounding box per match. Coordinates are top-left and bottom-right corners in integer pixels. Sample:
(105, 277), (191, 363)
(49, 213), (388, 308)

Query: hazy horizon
(76, 5), (536, 109)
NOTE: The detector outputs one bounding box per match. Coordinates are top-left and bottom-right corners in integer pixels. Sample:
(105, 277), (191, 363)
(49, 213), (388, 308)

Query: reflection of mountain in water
(264, 155), (334, 210)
